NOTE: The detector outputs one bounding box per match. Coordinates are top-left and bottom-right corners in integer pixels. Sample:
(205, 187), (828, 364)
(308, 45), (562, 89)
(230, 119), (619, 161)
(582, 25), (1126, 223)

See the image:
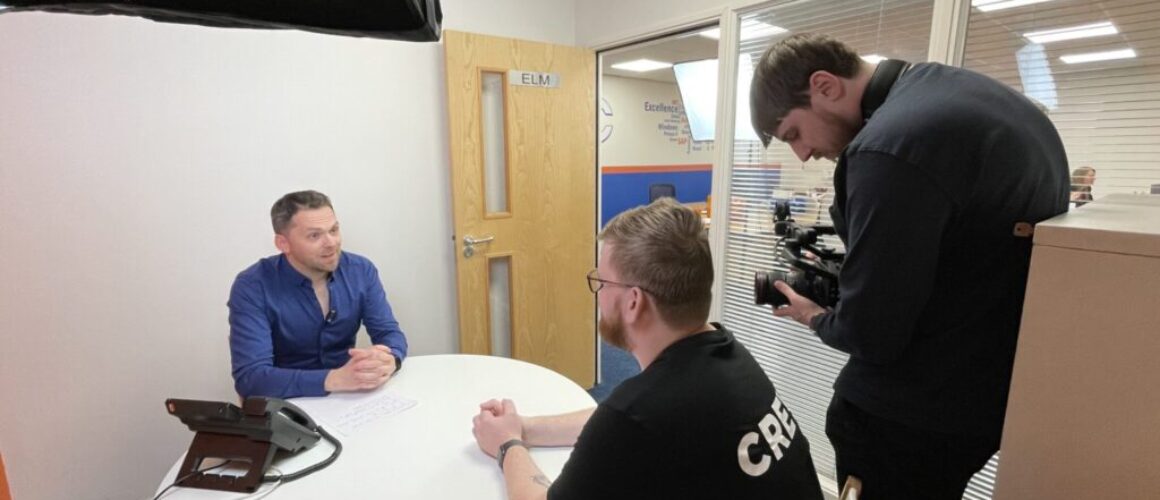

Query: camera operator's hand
(771, 281), (826, 329)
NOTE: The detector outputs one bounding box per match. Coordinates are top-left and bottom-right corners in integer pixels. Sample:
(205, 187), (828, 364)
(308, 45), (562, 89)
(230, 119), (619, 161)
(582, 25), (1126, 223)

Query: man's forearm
(362, 274), (409, 359)
(522, 408), (595, 447)
(501, 446), (550, 500)
(238, 365), (329, 399)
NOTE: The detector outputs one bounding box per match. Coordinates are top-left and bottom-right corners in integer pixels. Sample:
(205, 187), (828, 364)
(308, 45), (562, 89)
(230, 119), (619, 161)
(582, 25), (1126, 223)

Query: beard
(817, 107), (858, 159)
(598, 310), (629, 351)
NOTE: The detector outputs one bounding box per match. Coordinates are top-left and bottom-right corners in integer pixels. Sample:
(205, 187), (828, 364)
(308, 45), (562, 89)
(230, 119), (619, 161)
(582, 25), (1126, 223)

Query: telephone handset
(245, 396), (313, 429)
(165, 396), (341, 493)
(247, 397), (316, 428)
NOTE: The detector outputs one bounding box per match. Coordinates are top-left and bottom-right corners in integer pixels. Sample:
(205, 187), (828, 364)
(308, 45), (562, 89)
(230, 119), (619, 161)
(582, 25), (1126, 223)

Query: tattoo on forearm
(531, 474), (553, 488)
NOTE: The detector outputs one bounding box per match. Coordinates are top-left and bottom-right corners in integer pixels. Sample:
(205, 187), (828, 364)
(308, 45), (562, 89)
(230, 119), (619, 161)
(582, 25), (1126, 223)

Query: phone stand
(176, 431), (278, 493)
(165, 397), (322, 493)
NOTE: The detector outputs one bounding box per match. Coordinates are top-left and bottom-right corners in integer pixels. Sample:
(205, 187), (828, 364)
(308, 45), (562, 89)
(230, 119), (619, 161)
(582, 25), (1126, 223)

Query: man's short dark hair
(271, 190), (333, 234)
(750, 33), (863, 147)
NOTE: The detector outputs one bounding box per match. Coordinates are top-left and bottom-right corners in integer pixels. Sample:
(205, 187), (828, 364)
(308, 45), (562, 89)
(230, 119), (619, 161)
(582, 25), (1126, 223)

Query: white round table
(156, 355), (596, 499)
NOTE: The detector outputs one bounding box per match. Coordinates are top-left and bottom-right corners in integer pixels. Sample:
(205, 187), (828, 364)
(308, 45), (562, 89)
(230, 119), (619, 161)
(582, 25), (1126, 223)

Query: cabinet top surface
(1036, 194), (1160, 256)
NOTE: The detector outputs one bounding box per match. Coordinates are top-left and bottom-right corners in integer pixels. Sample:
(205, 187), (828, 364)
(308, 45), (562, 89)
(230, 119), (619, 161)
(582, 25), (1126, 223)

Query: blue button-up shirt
(228, 251), (408, 398)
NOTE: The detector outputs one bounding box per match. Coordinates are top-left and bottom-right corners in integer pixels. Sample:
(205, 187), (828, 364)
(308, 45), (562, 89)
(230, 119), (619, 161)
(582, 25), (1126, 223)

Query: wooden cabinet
(994, 194), (1160, 499)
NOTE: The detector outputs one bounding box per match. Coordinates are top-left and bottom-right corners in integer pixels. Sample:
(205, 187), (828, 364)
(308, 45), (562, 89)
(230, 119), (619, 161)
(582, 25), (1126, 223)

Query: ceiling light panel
(610, 59), (674, 72)
(1059, 48), (1137, 64)
(973, 0), (1054, 13)
(1024, 22), (1118, 44)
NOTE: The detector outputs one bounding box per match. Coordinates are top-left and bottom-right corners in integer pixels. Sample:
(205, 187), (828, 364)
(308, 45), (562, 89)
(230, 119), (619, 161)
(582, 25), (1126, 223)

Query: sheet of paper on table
(304, 390), (417, 436)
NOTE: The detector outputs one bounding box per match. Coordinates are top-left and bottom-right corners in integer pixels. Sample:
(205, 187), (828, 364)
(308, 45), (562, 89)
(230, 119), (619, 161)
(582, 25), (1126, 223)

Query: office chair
(649, 183), (676, 202)
(840, 476), (862, 500)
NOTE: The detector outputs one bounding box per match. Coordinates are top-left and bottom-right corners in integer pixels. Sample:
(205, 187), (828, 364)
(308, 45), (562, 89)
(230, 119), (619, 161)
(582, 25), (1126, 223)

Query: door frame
(591, 8), (731, 331)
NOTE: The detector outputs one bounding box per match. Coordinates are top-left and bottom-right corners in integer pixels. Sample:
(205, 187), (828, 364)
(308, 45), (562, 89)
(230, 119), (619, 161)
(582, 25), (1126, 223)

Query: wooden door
(443, 30), (596, 387)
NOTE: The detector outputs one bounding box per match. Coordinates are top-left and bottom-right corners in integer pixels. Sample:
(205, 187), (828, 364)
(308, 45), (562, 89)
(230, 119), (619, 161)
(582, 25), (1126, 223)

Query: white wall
(0, 1), (573, 498)
(576, 0), (732, 46)
(601, 76), (716, 167)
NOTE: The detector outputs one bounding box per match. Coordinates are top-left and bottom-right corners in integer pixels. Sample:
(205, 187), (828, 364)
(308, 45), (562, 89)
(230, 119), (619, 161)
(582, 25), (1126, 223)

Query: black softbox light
(0, 0), (443, 41)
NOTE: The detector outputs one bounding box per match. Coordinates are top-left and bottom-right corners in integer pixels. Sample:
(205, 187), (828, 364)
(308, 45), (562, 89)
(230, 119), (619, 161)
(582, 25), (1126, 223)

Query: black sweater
(812, 62), (1069, 438)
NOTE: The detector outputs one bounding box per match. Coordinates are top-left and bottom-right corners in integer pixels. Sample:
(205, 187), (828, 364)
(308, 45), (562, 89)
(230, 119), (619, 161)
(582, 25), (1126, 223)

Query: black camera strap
(861, 59), (911, 123)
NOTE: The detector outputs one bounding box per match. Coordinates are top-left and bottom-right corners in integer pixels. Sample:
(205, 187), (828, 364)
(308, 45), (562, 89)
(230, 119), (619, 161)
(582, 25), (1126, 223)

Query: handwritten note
(307, 391), (417, 436)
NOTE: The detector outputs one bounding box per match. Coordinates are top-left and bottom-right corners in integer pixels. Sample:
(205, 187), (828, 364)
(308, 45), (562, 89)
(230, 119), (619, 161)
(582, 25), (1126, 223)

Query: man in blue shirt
(229, 190), (408, 399)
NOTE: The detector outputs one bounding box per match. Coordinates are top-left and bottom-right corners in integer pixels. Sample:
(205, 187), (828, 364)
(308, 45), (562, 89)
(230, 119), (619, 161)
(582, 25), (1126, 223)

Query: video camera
(754, 200), (843, 308)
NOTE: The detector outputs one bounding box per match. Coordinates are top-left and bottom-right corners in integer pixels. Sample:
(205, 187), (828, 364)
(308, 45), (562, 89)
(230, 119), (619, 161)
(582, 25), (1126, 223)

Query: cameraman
(749, 34), (1069, 499)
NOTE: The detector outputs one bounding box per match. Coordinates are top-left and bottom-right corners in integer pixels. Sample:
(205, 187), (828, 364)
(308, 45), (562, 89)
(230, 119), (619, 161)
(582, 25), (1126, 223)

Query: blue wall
(601, 170), (712, 226)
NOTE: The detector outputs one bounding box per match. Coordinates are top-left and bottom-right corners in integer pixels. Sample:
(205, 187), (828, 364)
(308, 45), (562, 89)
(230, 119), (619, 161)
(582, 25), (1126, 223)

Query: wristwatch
(497, 438), (527, 471)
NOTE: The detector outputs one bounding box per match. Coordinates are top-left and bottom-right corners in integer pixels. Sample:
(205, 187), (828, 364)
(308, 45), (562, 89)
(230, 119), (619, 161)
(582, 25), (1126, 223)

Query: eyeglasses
(586, 269), (652, 295)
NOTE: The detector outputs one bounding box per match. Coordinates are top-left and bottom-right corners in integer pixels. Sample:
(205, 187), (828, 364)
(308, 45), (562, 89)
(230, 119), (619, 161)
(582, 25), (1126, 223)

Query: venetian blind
(963, 0), (1160, 206)
(719, 0), (935, 491)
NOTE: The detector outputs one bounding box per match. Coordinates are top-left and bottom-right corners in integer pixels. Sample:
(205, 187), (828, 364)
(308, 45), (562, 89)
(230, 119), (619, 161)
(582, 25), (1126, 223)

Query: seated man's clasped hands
(324, 344), (398, 392)
(473, 399), (593, 495)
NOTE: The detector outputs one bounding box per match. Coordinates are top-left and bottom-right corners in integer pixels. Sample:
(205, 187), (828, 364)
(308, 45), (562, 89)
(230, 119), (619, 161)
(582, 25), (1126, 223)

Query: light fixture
(698, 27), (723, 40)
(696, 28), (723, 40)
(1023, 22), (1118, 44)
(1060, 48), (1136, 64)
(610, 59), (674, 73)
(861, 54), (888, 64)
(972, 0), (1054, 12)
(699, 20), (787, 42)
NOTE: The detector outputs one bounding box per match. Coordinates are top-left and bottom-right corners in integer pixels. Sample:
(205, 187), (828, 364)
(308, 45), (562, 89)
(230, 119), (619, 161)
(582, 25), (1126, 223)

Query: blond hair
(598, 198), (713, 328)
(1072, 166), (1096, 178)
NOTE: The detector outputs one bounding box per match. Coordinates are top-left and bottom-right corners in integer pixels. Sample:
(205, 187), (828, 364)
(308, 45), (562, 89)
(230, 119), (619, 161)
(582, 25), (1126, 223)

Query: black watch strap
(497, 438), (526, 471)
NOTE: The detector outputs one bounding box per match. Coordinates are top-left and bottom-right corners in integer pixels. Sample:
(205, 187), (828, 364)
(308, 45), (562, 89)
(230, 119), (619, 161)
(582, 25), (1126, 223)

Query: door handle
(462, 234), (494, 258)
(463, 235), (495, 246)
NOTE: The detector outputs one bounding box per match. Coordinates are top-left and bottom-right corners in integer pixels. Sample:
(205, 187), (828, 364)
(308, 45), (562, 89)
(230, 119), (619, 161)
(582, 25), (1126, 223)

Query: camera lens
(754, 271), (791, 307)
